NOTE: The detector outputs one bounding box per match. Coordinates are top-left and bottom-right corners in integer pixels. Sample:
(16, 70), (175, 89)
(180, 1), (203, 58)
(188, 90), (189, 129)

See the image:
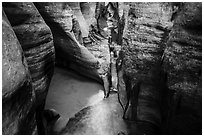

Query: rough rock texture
(34, 2), (103, 84)
(118, 2), (172, 132)
(161, 2), (202, 134)
(2, 10), (36, 135)
(2, 2), (202, 135)
(3, 2), (55, 107)
(3, 2), (55, 134)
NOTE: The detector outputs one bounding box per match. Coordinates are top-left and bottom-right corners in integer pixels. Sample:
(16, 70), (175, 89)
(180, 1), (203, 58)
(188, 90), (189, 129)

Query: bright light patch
(87, 90), (104, 106)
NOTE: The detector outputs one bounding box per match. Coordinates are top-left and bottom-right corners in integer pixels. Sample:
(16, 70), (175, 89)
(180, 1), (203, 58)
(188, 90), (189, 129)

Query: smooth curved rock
(34, 2), (103, 84)
(3, 2), (55, 134)
(2, 10), (35, 134)
(3, 2), (55, 107)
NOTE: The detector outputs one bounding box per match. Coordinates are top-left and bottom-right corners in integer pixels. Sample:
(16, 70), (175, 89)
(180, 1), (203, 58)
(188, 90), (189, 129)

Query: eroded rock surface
(118, 2), (201, 134)
(118, 2), (172, 132)
(3, 2), (55, 134)
(34, 2), (103, 84)
(162, 2), (202, 134)
(2, 2), (202, 135)
(3, 2), (55, 107)
(2, 10), (35, 135)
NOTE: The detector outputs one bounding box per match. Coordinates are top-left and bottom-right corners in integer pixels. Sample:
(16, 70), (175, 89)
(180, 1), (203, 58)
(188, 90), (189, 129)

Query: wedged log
(34, 2), (103, 84)
(3, 2), (55, 107)
(162, 2), (202, 134)
(67, 2), (89, 38)
(2, 10), (36, 134)
(95, 2), (108, 38)
(119, 2), (172, 131)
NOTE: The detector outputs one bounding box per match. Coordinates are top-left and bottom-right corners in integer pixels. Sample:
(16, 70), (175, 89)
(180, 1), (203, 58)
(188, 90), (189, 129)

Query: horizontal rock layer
(2, 10), (35, 135)
(119, 2), (172, 130)
(34, 2), (103, 84)
(3, 2), (55, 107)
(3, 2), (55, 134)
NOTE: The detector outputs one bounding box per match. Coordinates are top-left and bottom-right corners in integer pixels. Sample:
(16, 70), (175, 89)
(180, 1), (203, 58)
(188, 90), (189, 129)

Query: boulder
(2, 10), (35, 134)
(3, 2), (55, 134)
(34, 2), (103, 84)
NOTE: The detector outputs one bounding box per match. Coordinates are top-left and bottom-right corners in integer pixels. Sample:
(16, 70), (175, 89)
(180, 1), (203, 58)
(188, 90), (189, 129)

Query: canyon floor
(45, 67), (138, 135)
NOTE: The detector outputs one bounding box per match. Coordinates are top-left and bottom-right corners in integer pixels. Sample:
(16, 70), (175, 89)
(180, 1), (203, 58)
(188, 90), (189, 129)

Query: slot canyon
(2, 2), (202, 135)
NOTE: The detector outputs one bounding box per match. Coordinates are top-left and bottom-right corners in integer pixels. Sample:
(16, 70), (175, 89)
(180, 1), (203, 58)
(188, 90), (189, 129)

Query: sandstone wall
(3, 2), (55, 134)
(34, 2), (103, 84)
(2, 10), (36, 135)
(118, 2), (172, 133)
(161, 2), (202, 134)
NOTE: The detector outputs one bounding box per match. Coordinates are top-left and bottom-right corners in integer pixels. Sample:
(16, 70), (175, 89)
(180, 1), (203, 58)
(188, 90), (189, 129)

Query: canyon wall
(2, 2), (202, 135)
(2, 10), (36, 134)
(3, 2), (55, 134)
(117, 2), (202, 134)
(118, 3), (172, 133)
(2, 2), (107, 134)
(34, 2), (104, 84)
(161, 2), (202, 134)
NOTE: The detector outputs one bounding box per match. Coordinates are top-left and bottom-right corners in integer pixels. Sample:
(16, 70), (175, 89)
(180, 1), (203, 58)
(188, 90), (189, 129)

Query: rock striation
(3, 2), (55, 134)
(2, 10), (36, 135)
(34, 2), (103, 84)
(118, 2), (172, 133)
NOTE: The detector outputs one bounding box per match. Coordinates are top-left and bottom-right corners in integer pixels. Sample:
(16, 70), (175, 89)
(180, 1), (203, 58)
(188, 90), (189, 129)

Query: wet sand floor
(45, 67), (104, 132)
(45, 67), (135, 134)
